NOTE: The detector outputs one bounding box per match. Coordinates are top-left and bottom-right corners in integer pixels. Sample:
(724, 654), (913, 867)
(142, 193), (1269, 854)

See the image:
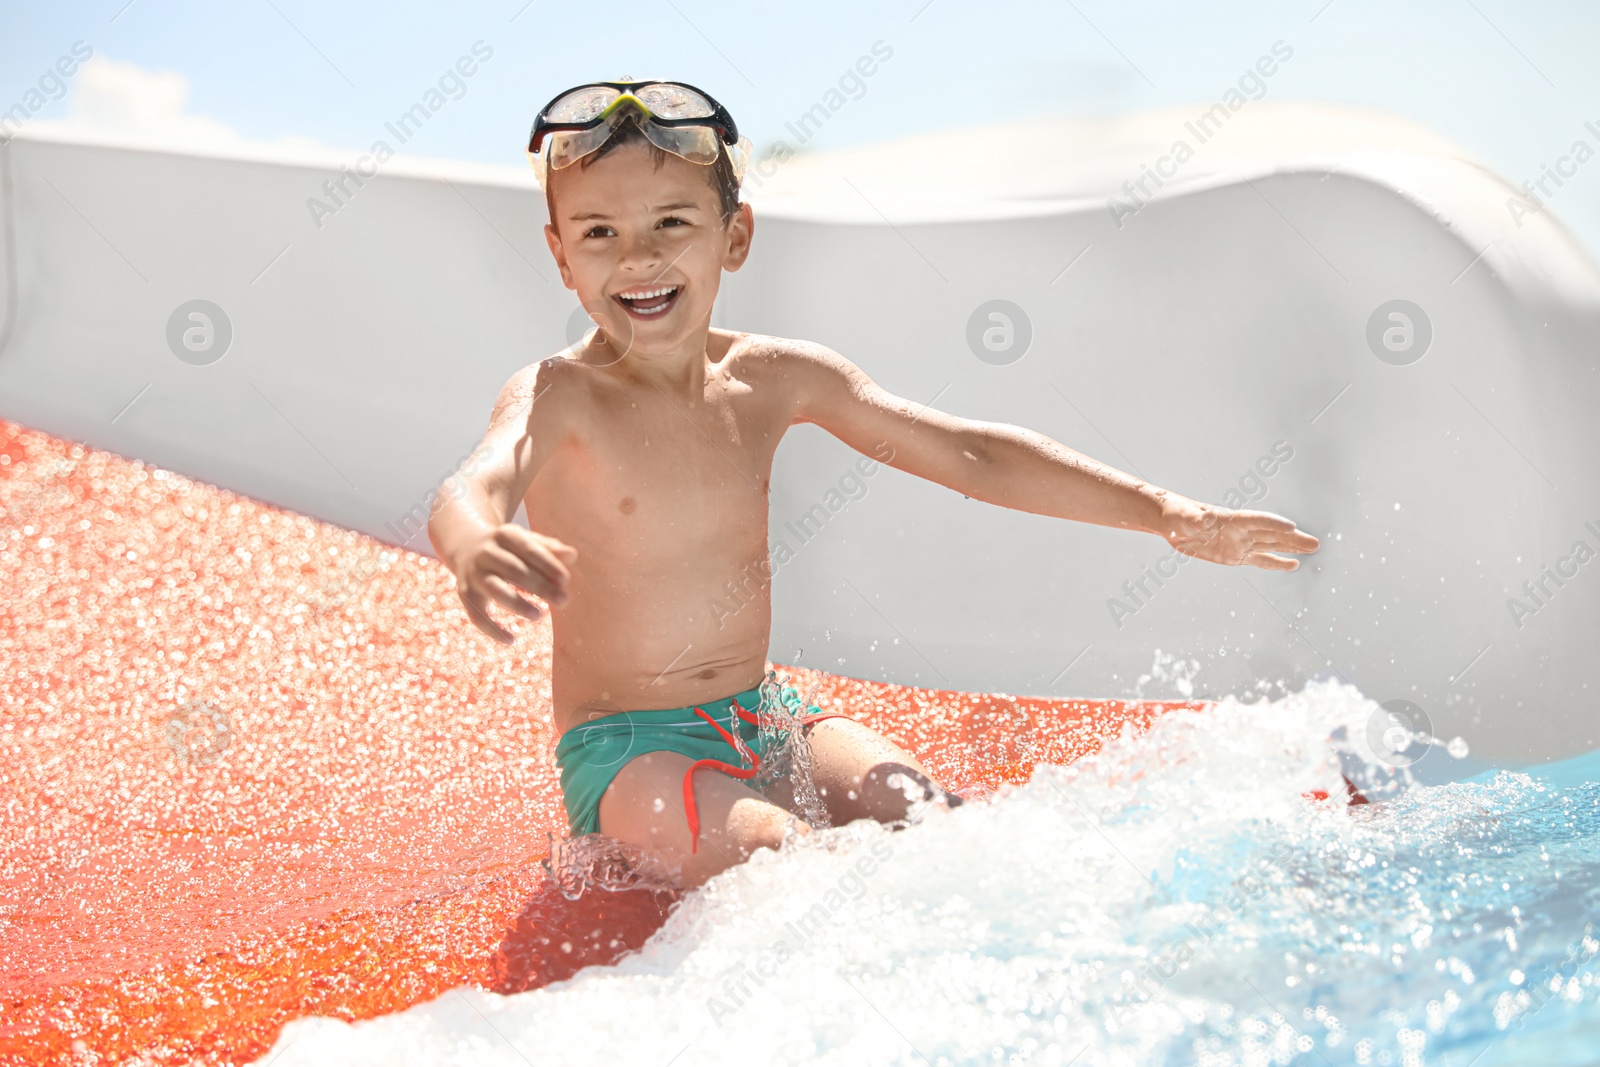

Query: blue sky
(3, 1), (1599, 250)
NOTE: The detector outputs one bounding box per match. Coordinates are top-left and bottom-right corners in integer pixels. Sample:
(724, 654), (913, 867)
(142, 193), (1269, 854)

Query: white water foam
(256, 680), (1600, 1066)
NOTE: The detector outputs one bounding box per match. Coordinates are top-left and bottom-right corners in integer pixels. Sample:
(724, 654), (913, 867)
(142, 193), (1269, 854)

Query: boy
(427, 80), (1319, 889)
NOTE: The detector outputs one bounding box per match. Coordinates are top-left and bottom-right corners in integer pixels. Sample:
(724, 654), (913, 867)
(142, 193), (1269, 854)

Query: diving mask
(527, 79), (751, 188)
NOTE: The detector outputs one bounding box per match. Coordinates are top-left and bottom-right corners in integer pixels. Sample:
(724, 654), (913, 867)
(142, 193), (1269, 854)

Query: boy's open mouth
(613, 284), (682, 319)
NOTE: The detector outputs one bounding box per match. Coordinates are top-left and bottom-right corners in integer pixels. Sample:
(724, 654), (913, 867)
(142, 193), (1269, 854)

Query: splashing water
(541, 833), (677, 901)
(749, 671), (835, 829)
(1134, 649), (1203, 700)
(259, 682), (1600, 1067)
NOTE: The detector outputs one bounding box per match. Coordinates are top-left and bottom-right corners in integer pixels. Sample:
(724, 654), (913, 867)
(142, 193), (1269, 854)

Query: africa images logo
(165, 300), (233, 366)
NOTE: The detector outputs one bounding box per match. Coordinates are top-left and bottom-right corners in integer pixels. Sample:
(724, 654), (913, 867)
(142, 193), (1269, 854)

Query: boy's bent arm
(786, 344), (1319, 571)
(428, 360), (576, 643)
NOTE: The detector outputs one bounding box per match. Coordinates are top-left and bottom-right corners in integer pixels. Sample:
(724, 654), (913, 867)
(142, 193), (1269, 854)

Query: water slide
(3, 101), (1597, 764)
(5, 101), (1600, 1064)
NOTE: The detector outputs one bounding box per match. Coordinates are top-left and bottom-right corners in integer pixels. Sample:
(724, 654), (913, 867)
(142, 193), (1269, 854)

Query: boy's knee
(860, 762), (954, 819)
(681, 806), (810, 888)
(725, 798), (809, 853)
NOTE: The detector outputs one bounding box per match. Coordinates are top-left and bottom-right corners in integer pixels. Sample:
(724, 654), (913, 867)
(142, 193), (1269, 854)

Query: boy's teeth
(616, 285), (679, 315)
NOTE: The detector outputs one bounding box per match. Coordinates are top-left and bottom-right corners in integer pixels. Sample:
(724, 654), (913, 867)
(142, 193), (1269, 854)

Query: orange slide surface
(0, 420), (1198, 1065)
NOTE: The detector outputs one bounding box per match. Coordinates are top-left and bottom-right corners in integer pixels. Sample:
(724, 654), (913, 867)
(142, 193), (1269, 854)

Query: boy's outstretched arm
(785, 344), (1319, 570)
(427, 361), (576, 643)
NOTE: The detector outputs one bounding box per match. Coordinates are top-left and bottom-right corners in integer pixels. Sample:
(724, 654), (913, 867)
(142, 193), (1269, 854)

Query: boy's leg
(764, 718), (962, 827)
(597, 750), (810, 889)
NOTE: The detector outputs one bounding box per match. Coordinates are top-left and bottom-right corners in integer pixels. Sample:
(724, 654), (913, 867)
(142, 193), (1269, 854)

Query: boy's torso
(527, 331), (804, 733)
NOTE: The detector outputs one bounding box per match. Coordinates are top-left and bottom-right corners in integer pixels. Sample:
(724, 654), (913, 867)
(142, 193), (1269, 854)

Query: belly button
(619, 497), (636, 514)
(697, 667), (717, 679)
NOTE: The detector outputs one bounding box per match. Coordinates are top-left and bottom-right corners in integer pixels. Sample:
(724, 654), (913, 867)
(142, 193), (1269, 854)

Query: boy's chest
(540, 386), (785, 526)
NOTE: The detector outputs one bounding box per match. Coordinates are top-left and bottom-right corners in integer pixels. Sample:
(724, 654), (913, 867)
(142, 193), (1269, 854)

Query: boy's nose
(618, 231), (666, 270)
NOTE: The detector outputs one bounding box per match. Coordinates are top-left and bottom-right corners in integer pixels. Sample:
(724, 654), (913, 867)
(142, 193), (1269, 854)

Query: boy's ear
(544, 223), (577, 290)
(721, 202), (755, 272)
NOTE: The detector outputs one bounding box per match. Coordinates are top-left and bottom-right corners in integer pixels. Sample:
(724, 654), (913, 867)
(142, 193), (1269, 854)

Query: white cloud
(34, 55), (324, 154)
(71, 56), (237, 142)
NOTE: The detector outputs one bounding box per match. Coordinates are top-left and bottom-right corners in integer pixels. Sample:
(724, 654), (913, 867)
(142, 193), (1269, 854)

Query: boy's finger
(485, 548), (568, 604)
(495, 527), (573, 584)
(542, 537), (579, 563)
(1242, 514), (1320, 547)
(1239, 521), (1317, 551)
(482, 575), (543, 621)
(1243, 550), (1300, 571)
(1240, 510), (1299, 531)
(1277, 528), (1320, 551)
(491, 546), (569, 601)
(1255, 532), (1319, 553)
(459, 590), (513, 644)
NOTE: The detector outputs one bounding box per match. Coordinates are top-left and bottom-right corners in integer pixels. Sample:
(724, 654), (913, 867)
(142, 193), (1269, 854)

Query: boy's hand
(449, 525), (578, 644)
(1158, 496), (1320, 571)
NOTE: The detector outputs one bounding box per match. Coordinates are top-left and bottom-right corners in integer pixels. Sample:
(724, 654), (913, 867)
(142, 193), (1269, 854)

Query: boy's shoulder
(483, 352), (589, 431)
(719, 330), (858, 381)
(493, 342), (625, 401)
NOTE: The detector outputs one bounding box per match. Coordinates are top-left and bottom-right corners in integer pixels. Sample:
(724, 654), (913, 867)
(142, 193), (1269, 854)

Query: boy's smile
(613, 282), (682, 318)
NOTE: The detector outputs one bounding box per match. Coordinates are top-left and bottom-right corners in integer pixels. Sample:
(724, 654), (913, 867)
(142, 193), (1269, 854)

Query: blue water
(257, 681), (1599, 1066)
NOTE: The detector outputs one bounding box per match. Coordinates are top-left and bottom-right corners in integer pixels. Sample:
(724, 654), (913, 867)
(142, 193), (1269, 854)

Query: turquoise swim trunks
(554, 677), (850, 850)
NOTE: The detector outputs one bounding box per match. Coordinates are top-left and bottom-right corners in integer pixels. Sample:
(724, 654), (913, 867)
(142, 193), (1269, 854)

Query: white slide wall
(3, 109), (1597, 764)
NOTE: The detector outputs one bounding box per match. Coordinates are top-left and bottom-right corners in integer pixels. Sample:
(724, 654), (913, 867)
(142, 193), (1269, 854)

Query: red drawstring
(679, 697), (853, 853)
(1304, 775), (1370, 805)
(682, 700), (760, 854)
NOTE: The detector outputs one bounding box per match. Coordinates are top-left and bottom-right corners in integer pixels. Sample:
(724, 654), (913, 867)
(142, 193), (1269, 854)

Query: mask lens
(725, 135), (751, 184)
(633, 83), (715, 121)
(546, 85), (621, 124)
(545, 125), (617, 171)
(640, 123), (722, 166)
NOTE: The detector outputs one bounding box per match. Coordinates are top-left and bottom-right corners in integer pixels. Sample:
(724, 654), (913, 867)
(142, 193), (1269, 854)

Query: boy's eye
(583, 225), (615, 238)
(657, 216), (689, 228)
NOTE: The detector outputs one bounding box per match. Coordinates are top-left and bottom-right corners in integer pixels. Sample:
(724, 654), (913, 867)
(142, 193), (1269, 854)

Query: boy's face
(544, 141), (753, 358)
